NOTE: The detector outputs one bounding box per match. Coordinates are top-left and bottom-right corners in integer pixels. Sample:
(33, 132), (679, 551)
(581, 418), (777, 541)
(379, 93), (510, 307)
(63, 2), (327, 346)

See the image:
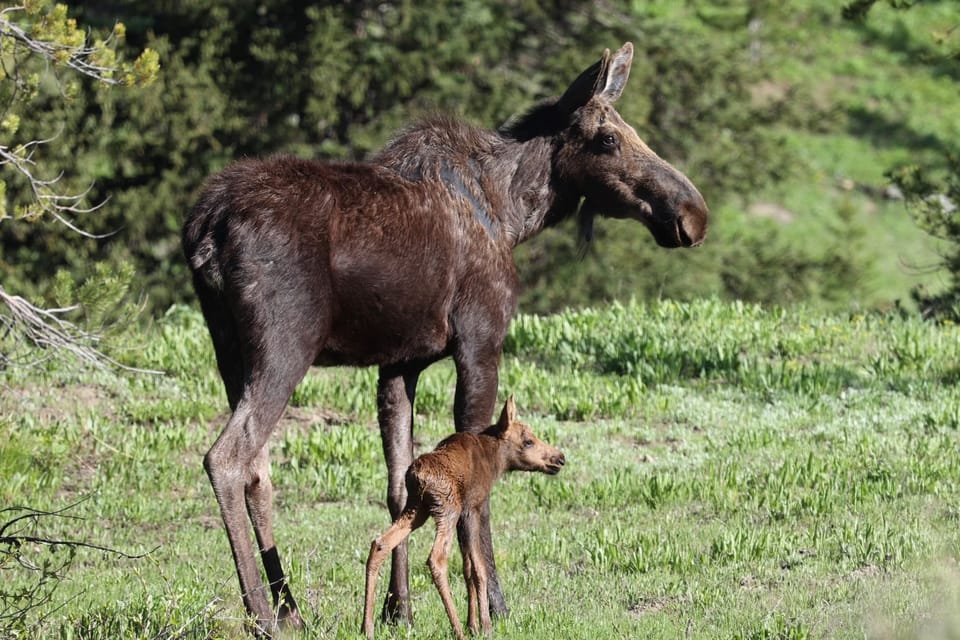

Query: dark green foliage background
(1, 1), (957, 315)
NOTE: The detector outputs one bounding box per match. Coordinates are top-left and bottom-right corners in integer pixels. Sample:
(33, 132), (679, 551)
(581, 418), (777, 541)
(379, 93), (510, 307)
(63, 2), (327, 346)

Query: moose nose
(678, 197), (708, 247)
(553, 453), (566, 467)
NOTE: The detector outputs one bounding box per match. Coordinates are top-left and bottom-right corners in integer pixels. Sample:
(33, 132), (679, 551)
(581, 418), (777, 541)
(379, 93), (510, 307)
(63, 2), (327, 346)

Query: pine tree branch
(0, 5), (126, 85)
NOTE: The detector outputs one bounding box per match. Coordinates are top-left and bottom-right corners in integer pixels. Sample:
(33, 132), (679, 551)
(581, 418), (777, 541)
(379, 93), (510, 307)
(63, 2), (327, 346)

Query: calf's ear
(490, 395), (517, 437)
(504, 395), (517, 423)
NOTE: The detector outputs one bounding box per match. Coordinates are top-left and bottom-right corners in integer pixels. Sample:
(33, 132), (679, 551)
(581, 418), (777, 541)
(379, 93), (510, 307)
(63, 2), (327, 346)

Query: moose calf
(363, 397), (565, 639)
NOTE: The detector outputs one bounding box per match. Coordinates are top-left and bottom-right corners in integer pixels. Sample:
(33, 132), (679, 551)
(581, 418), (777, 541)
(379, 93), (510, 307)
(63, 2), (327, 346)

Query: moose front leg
(376, 365), (421, 625)
(452, 346), (509, 617)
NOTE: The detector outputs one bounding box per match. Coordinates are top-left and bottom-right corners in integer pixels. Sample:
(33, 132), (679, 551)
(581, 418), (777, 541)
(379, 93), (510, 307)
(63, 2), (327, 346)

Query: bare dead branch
(0, 500), (156, 632)
(0, 285), (162, 373)
(0, 139), (116, 238)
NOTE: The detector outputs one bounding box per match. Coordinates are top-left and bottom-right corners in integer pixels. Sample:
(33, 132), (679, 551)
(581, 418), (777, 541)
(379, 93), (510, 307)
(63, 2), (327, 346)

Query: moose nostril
(679, 199), (709, 247)
(554, 454), (566, 466)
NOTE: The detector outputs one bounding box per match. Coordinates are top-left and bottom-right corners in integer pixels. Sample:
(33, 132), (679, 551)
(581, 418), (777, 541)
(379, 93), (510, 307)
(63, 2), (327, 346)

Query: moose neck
(373, 116), (582, 248)
(493, 134), (580, 248)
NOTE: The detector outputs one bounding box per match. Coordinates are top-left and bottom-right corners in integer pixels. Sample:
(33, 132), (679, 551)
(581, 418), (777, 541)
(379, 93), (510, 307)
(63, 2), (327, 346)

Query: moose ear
(557, 43), (634, 115)
(557, 48), (612, 115)
(492, 395), (517, 436)
(598, 42), (633, 103)
(505, 395), (517, 422)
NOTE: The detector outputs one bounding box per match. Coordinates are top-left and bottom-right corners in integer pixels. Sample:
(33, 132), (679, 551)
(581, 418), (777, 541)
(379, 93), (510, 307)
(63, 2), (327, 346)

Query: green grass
(2, 300), (959, 638)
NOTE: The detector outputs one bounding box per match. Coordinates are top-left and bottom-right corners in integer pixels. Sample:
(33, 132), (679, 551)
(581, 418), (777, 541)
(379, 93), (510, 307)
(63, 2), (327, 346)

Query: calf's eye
(600, 134), (618, 150)
(522, 439), (534, 449)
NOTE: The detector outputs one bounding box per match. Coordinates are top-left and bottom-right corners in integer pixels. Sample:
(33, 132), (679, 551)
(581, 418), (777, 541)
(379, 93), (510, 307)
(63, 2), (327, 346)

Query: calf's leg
(458, 512), (482, 635)
(428, 512), (465, 640)
(363, 505), (429, 639)
(472, 539), (492, 635)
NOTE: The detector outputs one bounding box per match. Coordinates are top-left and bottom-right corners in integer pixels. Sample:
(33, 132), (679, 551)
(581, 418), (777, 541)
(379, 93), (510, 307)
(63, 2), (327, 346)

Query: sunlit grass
(2, 301), (959, 638)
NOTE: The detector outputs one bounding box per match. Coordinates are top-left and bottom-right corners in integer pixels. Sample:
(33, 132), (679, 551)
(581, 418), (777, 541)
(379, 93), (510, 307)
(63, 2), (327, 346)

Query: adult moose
(183, 42), (707, 636)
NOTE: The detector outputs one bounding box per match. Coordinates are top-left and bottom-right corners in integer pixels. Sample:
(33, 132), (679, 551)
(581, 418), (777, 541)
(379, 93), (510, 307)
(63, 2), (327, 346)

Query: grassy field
(2, 299), (959, 638)
(663, 0), (957, 311)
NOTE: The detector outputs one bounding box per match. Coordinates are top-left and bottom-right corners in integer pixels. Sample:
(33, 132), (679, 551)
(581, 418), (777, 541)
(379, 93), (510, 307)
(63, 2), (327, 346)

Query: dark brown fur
(182, 42), (707, 636)
(363, 398), (564, 640)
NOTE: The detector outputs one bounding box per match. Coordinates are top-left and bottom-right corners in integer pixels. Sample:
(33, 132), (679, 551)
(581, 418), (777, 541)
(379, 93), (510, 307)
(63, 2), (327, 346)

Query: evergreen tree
(0, 0), (157, 367)
(844, 0), (960, 319)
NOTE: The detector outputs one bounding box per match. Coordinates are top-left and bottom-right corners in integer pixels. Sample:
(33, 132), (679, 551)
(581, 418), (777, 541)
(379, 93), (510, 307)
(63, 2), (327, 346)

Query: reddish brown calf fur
(363, 397), (564, 639)
(183, 41), (706, 636)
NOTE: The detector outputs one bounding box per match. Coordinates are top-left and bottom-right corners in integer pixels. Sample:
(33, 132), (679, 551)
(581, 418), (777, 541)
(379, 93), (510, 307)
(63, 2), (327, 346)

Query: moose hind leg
(247, 443), (303, 630)
(206, 331), (320, 634)
(205, 403), (277, 634)
(193, 279), (245, 411)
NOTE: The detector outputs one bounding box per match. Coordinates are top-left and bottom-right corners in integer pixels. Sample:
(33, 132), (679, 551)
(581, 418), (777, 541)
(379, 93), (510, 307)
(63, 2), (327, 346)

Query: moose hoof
(487, 589), (510, 618)
(381, 593), (412, 626)
(246, 606), (304, 639)
(247, 618), (279, 640)
(278, 604), (305, 630)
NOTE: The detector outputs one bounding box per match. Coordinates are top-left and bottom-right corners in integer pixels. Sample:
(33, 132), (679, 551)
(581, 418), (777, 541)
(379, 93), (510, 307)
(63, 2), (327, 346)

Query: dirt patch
(628, 595), (680, 617)
(635, 435), (683, 449)
(739, 574), (762, 590)
(852, 563), (884, 579)
(8, 383), (118, 425)
(279, 405), (354, 434)
(749, 79), (791, 107)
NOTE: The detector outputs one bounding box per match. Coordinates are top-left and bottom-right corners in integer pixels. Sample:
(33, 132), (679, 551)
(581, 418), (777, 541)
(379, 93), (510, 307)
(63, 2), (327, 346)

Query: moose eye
(599, 133), (618, 151)
(522, 439), (535, 449)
